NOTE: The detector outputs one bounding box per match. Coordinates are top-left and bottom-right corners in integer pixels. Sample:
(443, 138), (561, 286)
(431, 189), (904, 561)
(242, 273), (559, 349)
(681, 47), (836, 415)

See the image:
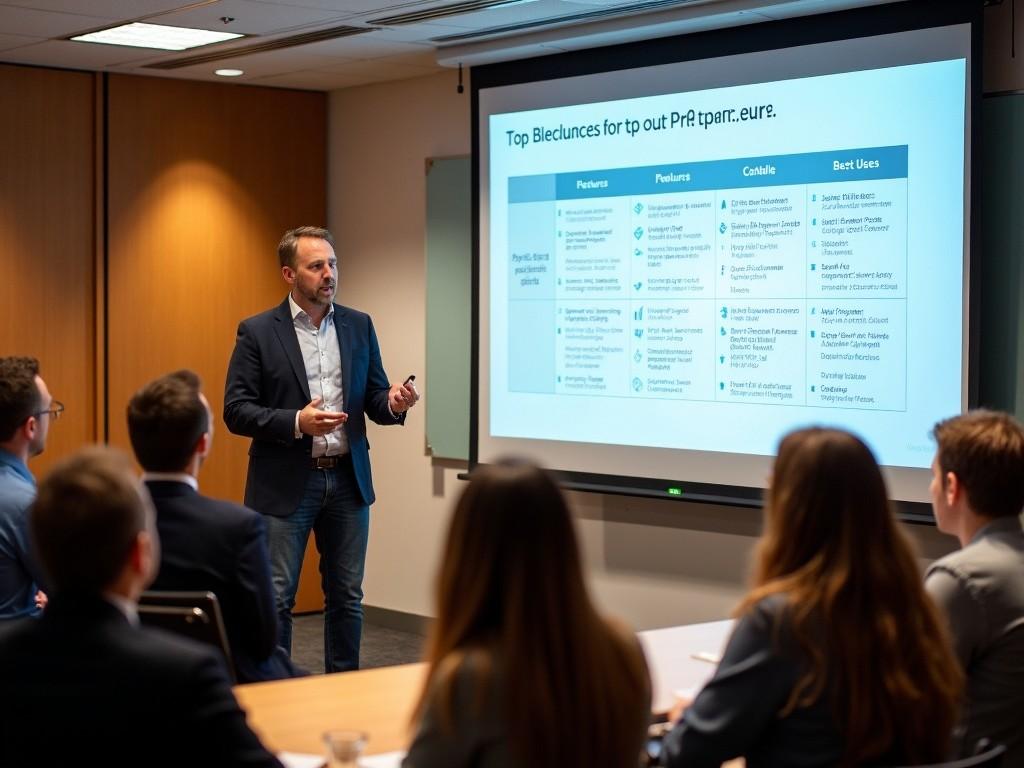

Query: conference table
(234, 619), (737, 766)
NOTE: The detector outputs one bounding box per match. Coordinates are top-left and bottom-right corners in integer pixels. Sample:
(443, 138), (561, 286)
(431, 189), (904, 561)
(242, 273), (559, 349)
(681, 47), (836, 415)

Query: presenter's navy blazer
(224, 298), (403, 517)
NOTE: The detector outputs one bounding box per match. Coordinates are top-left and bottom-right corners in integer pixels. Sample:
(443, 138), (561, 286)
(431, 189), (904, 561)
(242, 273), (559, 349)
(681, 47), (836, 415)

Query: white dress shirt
(288, 293), (347, 457)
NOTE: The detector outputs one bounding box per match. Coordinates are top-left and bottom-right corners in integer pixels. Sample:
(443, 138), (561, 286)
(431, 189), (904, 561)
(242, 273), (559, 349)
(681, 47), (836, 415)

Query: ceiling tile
(378, 49), (439, 67)
(0, 38), (154, 68)
(0, 5), (118, 38)
(249, 0), (404, 13)
(359, 21), (479, 42)
(0, 0), (899, 87)
(0, 1), (192, 18)
(156, 0), (348, 36)
(248, 67), (366, 89)
(0, 33), (41, 52)
(313, 57), (437, 80)
(292, 33), (434, 59)
(331, 39), (436, 59)
(153, 44), (358, 77)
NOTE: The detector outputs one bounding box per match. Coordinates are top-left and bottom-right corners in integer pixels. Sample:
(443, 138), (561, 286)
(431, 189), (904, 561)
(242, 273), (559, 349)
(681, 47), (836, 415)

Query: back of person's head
(932, 409), (1024, 519)
(758, 427), (893, 580)
(435, 459), (586, 641)
(745, 427), (962, 766)
(31, 446), (154, 596)
(418, 458), (649, 768)
(0, 356), (40, 441)
(127, 370), (209, 472)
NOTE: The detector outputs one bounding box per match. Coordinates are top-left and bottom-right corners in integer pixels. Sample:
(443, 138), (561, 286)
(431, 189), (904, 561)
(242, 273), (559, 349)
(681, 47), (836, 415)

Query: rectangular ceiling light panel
(71, 22), (243, 51)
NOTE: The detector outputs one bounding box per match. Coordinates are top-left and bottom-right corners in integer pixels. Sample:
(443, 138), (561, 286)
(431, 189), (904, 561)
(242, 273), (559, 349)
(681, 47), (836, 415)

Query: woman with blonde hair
(661, 427), (962, 767)
(402, 459), (651, 768)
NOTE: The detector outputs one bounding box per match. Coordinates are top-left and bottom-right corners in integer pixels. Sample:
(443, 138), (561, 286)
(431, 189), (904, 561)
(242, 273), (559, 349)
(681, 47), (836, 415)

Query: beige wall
(327, 70), (957, 630)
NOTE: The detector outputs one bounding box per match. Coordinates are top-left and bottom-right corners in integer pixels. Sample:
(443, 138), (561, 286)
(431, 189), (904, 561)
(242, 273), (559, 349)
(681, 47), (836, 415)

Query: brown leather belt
(310, 456), (340, 470)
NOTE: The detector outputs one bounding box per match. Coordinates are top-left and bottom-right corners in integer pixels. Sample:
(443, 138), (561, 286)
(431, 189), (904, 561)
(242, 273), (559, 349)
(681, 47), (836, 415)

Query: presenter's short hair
(127, 369), (209, 472)
(0, 356), (41, 440)
(278, 226), (335, 268)
(932, 409), (1024, 518)
(31, 446), (150, 594)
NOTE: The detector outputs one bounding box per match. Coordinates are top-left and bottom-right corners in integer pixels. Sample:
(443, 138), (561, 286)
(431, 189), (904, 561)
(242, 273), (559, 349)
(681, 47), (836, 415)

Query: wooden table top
(235, 662), (428, 756)
(235, 628), (743, 767)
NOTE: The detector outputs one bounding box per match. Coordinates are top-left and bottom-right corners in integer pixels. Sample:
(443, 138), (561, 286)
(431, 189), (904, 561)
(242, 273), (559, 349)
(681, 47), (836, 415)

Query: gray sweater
(926, 515), (1024, 764)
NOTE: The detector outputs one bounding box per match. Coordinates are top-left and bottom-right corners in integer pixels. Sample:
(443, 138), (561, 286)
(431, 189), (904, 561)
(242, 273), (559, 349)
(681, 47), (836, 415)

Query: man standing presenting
(927, 409), (1024, 763)
(0, 356), (59, 620)
(225, 226), (418, 672)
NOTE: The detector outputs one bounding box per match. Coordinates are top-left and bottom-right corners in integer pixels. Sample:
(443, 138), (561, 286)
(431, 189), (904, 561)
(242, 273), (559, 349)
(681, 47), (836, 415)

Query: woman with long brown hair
(402, 459), (651, 768)
(661, 427), (962, 768)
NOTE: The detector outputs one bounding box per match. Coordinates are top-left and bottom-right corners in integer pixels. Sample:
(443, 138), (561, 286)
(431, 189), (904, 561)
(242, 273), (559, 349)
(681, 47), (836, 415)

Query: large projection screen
(472, 0), (980, 513)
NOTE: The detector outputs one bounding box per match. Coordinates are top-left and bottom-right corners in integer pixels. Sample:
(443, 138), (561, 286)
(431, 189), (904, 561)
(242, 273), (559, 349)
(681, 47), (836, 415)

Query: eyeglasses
(34, 400), (64, 421)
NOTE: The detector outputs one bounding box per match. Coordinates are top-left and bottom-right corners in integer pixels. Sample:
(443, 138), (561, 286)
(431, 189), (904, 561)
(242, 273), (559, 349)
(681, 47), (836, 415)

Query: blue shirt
(0, 449), (41, 619)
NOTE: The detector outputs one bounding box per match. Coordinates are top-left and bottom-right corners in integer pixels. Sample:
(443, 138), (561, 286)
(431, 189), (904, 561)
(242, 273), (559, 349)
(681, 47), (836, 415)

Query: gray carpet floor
(291, 612), (425, 675)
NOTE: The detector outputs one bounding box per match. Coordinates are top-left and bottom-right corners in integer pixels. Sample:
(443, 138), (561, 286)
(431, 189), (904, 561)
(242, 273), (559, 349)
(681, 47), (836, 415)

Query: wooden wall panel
(0, 64), (96, 478)
(105, 75), (326, 508)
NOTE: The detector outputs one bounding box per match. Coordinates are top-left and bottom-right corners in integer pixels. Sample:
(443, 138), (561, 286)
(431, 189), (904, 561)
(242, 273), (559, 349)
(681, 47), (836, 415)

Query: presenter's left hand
(389, 380), (420, 414)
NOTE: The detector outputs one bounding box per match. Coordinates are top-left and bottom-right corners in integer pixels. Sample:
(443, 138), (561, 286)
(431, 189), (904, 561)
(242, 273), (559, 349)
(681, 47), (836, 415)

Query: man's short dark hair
(0, 356), (41, 441)
(933, 409), (1024, 519)
(31, 446), (150, 595)
(127, 370), (209, 472)
(278, 226), (335, 269)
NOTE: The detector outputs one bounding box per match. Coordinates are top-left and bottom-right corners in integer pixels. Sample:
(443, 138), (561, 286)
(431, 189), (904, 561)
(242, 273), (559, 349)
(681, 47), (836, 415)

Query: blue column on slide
(508, 174), (557, 393)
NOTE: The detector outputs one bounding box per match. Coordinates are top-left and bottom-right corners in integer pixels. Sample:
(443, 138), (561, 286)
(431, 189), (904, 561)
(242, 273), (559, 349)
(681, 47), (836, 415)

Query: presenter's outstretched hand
(389, 380), (420, 414)
(299, 396), (347, 436)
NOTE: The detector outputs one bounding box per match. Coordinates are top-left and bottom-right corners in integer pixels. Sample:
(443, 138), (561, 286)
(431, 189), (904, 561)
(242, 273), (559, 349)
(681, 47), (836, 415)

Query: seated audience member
(927, 410), (1024, 763)
(403, 459), (651, 768)
(0, 447), (282, 768)
(0, 356), (56, 619)
(127, 370), (298, 683)
(661, 427), (962, 768)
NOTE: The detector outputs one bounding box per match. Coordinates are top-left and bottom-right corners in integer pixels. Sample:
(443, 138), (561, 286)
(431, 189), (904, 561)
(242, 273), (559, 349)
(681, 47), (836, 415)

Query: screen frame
(469, 0), (983, 523)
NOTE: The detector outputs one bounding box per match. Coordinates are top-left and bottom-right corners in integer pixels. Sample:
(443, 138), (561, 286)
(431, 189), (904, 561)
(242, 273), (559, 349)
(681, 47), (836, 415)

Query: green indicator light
(667, 487), (683, 496)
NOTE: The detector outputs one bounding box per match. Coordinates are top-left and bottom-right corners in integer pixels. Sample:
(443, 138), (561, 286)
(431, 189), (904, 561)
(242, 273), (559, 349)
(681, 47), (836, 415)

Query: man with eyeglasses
(0, 356), (60, 619)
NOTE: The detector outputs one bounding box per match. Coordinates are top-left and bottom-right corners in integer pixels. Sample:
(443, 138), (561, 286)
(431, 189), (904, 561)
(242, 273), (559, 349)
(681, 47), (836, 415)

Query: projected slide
(506, 146), (908, 411)
(484, 54), (966, 476)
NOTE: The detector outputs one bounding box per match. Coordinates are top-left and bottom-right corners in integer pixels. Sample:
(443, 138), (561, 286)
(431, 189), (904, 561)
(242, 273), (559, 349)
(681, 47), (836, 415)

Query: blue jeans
(265, 460), (369, 673)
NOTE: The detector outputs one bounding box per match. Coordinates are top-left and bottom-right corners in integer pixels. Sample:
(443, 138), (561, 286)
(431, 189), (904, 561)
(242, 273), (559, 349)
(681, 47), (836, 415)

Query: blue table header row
(507, 145), (908, 202)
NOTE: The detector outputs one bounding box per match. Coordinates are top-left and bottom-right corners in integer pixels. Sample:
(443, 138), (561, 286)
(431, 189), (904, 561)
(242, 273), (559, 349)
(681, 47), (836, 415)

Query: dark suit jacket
(224, 298), (403, 516)
(0, 595), (282, 768)
(146, 479), (297, 684)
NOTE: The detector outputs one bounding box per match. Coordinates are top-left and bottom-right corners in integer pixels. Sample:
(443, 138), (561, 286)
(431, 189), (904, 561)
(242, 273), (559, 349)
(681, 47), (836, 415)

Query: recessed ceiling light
(71, 22), (243, 51)
(215, 69), (245, 77)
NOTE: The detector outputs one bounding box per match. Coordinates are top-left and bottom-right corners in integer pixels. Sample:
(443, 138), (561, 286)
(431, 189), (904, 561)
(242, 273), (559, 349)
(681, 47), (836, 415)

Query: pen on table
(690, 651), (721, 664)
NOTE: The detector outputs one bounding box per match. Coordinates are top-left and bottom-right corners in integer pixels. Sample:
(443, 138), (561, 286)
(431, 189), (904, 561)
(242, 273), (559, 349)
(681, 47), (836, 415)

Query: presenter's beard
(306, 282), (335, 306)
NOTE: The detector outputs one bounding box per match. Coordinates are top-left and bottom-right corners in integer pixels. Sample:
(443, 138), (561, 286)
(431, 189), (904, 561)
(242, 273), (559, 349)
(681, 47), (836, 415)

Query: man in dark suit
(224, 226), (418, 672)
(127, 369), (298, 683)
(0, 446), (282, 768)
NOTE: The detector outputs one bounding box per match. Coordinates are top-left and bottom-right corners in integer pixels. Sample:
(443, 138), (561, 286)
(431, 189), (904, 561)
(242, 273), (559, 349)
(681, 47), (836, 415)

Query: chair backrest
(891, 743), (1006, 768)
(138, 590), (236, 684)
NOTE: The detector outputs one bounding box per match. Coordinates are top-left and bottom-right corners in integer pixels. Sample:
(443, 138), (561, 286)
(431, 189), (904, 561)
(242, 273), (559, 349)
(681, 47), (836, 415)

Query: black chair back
(138, 590), (236, 683)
